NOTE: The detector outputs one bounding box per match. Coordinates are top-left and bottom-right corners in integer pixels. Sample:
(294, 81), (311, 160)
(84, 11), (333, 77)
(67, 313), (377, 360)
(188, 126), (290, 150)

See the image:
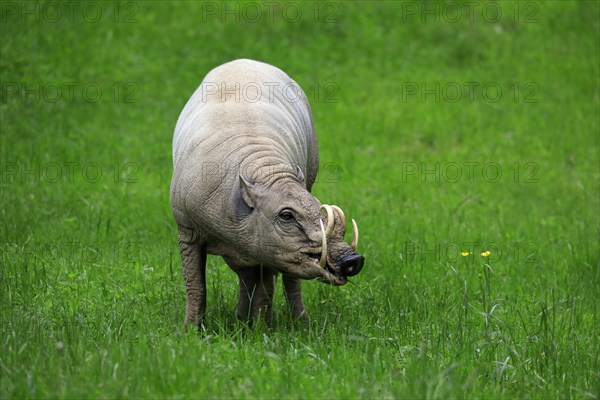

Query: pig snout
(340, 254), (364, 277)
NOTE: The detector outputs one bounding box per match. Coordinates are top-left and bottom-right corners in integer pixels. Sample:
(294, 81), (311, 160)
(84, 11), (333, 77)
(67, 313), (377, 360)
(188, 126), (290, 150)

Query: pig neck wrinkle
(241, 145), (302, 188)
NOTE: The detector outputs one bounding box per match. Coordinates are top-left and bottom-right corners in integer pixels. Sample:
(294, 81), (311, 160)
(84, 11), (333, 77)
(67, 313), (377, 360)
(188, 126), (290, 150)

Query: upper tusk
(351, 219), (359, 250)
(330, 205), (346, 227)
(320, 204), (334, 236)
(319, 219), (327, 268)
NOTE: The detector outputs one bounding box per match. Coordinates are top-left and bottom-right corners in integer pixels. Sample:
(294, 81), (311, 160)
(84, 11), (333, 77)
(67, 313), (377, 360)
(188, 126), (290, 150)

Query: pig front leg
(231, 265), (277, 328)
(233, 267), (258, 321)
(177, 226), (206, 331)
(251, 266), (277, 327)
(282, 274), (307, 319)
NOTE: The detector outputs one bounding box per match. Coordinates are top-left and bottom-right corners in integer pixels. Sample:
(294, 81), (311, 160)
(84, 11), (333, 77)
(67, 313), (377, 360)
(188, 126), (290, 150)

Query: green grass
(1, 1), (599, 398)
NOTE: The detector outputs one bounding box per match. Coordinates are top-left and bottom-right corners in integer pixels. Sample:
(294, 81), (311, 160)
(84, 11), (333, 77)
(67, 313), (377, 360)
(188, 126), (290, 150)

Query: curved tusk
(330, 205), (346, 227)
(351, 219), (359, 250)
(319, 219), (327, 268)
(319, 204), (334, 236)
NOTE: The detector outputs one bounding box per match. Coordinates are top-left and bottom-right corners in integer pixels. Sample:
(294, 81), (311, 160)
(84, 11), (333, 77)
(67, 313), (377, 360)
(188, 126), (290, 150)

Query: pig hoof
(293, 309), (309, 320)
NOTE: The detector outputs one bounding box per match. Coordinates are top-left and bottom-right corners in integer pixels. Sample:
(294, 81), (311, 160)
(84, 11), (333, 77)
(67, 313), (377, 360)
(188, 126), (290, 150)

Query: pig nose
(341, 254), (364, 276)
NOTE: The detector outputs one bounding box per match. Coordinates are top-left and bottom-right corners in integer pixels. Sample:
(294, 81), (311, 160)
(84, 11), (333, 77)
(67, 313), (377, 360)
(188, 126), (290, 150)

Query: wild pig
(170, 59), (364, 329)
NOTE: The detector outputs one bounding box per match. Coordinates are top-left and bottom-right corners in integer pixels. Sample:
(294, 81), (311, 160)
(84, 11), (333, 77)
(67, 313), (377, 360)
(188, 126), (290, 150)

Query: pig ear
(295, 166), (305, 186)
(239, 174), (256, 209)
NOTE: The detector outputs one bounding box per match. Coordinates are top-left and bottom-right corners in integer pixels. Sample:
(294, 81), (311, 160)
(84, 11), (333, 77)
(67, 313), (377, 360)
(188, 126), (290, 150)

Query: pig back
(170, 59), (319, 230)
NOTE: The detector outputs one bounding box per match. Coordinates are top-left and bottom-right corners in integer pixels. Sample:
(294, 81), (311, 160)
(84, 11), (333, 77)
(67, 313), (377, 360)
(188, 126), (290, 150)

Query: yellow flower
(461, 252), (470, 257)
(481, 251), (491, 257)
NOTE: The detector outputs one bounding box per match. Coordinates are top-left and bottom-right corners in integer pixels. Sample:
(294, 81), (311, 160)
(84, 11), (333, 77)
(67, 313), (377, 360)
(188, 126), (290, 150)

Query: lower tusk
(319, 219), (327, 268)
(351, 219), (359, 250)
(320, 204), (334, 236)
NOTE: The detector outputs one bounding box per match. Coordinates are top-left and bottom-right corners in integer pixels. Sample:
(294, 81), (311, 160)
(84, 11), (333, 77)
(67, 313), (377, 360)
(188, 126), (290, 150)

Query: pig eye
(278, 209), (295, 222)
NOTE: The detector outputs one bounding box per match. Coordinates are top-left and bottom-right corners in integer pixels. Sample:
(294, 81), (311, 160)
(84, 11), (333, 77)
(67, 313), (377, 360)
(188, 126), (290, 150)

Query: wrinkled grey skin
(170, 59), (364, 329)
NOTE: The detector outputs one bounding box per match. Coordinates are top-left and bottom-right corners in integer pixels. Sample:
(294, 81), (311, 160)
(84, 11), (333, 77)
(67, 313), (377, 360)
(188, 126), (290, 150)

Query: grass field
(1, 1), (599, 398)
